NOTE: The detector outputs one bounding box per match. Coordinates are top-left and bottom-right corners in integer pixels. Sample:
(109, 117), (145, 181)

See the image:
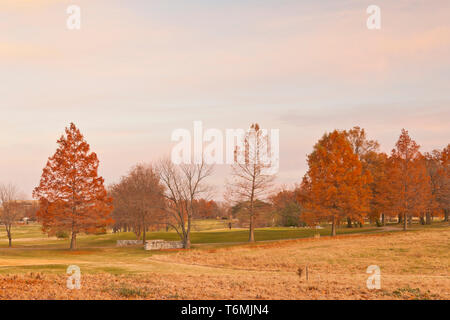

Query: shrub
(93, 227), (107, 235)
(55, 230), (69, 239)
(117, 286), (148, 298)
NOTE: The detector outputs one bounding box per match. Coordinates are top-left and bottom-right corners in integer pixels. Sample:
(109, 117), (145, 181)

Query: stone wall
(116, 240), (143, 247)
(144, 239), (184, 250)
(117, 239), (184, 250)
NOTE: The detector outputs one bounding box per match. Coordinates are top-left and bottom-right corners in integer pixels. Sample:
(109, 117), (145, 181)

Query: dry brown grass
(148, 227), (450, 299)
(153, 228), (449, 274)
(0, 227), (448, 299)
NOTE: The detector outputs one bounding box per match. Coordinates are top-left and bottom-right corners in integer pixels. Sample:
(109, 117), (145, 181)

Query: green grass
(0, 221), (448, 276)
(0, 223), (378, 248)
(0, 221), (379, 275)
(0, 264), (68, 273)
(0, 224), (45, 240)
(190, 219), (231, 231)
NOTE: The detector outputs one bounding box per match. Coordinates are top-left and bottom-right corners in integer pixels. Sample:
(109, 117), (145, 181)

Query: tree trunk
(184, 214), (192, 249)
(346, 217), (352, 228)
(184, 233), (191, 249)
(6, 226), (12, 247)
(426, 212), (432, 225)
(70, 232), (77, 250)
(249, 214), (255, 242)
(420, 215), (425, 225)
(398, 214), (403, 224)
(142, 216), (146, 245)
(445, 210), (449, 222)
(331, 216), (336, 236)
(142, 227), (146, 244)
(381, 214), (385, 226)
(8, 232), (12, 247)
(403, 213), (407, 231)
(249, 197), (255, 242)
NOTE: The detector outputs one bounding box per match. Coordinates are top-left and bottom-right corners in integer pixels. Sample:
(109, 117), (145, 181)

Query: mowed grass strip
(0, 223), (378, 248)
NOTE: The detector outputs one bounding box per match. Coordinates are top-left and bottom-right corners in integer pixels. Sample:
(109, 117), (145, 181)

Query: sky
(0, 0), (449, 199)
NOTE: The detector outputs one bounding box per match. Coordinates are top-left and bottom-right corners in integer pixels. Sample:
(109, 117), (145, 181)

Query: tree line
(1, 123), (448, 249)
(299, 127), (449, 235)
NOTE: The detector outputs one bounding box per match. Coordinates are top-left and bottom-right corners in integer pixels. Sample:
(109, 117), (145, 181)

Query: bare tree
(0, 183), (23, 247)
(227, 123), (276, 242)
(157, 157), (213, 249)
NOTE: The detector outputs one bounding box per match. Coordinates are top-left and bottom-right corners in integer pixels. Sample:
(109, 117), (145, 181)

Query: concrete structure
(116, 240), (143, 247)
(144, 239), (184, 250)
(116, 239), (184, 250)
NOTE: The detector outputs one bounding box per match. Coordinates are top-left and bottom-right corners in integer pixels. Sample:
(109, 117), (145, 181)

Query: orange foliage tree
(33, 123), (113, 250)
(438, 145), (450, 221)
(193, 199), (219, 219)
(364, 152), (391, 225)
(269, 187), (303, 227)
(109, 164), (165, 243)
(423, 150), (444, 224)
(385, 129), (432, 230)
(345, 126), (380, 226)
(424, 144), (450, 222)
(302, 130), (371, 236)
